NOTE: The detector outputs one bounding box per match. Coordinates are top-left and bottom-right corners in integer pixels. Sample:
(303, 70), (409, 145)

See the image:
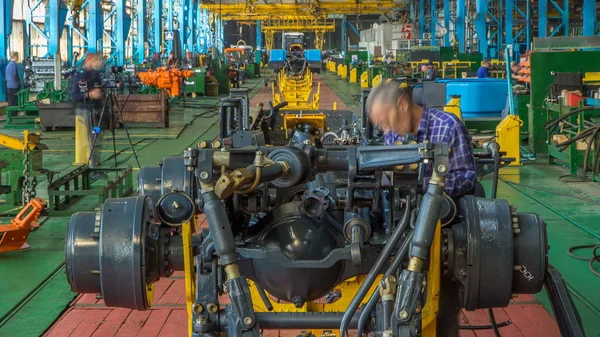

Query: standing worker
(421, 62), (438, 80)
(71, 53), (108, 179)
(5, 52), (21, 107)
(477, 60), (491, 78)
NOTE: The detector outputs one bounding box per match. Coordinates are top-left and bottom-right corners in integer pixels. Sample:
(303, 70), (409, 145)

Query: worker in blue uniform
(477, 60), (491, 78)
(71, 53), (108, 179)
(5, 52), (21, 107)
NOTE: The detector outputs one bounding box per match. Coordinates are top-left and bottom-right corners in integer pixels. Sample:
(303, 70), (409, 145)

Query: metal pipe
(255, 312), (361, 329)
(409, 178), (445, 261)
(201, 190), (237, 265)
(357, 231), (414, 335)
(339, 200), (412, 337)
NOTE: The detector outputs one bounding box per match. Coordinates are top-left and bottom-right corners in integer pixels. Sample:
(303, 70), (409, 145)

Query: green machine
(185, 68), (207, 96)
(528, 38), (600, 155)
(0, 131), (46, 214)
(5, 90), (40, 130)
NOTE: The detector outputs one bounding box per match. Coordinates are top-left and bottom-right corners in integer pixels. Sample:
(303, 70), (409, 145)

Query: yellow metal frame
(409, 60), (440, 73)
(183, 219), (196, 337)
(273, 68), (320, 110)
(360, 71), (369, 88)
(282, 113), (327, 138)
(496, 115), (523, 166)
(443, 96), (462, 120)
(442, 60), (474, 79)
(349, 68), (357, 83)
(372, 74), (382, 88)
(0, 131), (41, 151)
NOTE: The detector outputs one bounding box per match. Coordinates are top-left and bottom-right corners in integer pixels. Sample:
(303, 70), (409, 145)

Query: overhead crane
(261, 18), (335, 51)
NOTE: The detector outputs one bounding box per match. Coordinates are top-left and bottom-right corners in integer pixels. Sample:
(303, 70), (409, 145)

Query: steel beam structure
(456, 0), (466, 51)
(0, 0), (12, 101)
(583, 0), (597, 36)
(538, 0), (569, 37)
(341, 16), (347, 55)
(474, 0), (502, 59)
(505, 0), (530, 58)
(137, 0), (147, 63)
(419, 0), (425, 39)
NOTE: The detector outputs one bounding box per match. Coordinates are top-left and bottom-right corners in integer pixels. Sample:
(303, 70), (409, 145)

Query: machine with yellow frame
(63, 90), (584, 337)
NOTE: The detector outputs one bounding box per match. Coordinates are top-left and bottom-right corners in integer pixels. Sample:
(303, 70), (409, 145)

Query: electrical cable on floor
(458, 319), (512, 330)
(567, 244), (600, 278)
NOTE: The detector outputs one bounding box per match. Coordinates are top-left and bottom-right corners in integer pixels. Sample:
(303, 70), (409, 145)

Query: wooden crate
(115, 94), (169, 128)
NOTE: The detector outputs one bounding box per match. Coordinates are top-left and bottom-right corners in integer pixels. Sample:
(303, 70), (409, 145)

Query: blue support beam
(167, 0), (173, 54)
(548, 0), (568, 37)
(179, 0), (189, 53)
(419, 0), (424, 39)
(137, 0), (147, 63)
(341, 16), (347, 55)
(0, 0), (12, 101)
(410, 1), (415, 25)
(538, 0), (547, 37)
(456, 0), (465, 51)
(506, 0), (530, 58)
(443, 0), (450, 46)
(475, 0), (488, 57)
(256, 20), (262, 50)
(430, 1), (436, 45)
(153, 0), (162, 54)
(114, 0), (130, 65)
(506, 0), (514, 46)
(583, 0), (596, 36)
(188, 0), (196, 52)
(89, 0), (103, 53)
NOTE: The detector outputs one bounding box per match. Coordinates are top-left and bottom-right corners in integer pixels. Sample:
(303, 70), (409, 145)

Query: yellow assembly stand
(74, 115), (91, 165)
(372, 74), (382, 88)
(496, 115), (523, 166)
(443, 95), (462, 120)
(349, 68), (357, 83)
(360, 71), (369, 88)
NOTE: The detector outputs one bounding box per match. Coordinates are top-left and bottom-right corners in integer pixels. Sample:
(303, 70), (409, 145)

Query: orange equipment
(137, 67), (194, 97)
(0, 198), (46, 253)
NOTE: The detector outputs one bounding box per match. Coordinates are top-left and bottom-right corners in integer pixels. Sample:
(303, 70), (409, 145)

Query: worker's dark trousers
(76, 106), (104, 168)
(6, 88), (19, 107)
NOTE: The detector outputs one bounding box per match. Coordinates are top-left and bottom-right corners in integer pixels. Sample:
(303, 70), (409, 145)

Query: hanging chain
(22, 149), (36, 205)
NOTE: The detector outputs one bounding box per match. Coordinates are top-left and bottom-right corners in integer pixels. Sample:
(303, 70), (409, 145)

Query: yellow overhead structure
(201, 0), (401, 20)
(260, 18), (334, 50)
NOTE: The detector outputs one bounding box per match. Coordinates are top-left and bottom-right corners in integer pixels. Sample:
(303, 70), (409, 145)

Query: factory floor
(0, 74), (598, 337)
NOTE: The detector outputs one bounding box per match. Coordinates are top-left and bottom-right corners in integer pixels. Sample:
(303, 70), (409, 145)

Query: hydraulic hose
(339, 199), (412, 337)
(357, 231), (415, 336)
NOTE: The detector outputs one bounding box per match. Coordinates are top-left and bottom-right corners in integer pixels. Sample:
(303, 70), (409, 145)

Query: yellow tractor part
(282, 113), (327, 139)
(340, 65), (348, 79)
(247, 222), (442, 337)
(182, 219), (195, 337)
(372, 74), (382, 88)
(496, 114), (523, 166)
(360, 71), (369, 88)
(337, 64), (343, 77)
(444, 95), (462, 120)
(0, 131), (42, 151)
(74, 115), (90, 165)
(273, 68), (320, 110)
(349, 68), (357, 83)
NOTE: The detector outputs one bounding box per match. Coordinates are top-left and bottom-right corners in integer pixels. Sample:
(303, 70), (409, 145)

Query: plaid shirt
(384, 106), (476, 197)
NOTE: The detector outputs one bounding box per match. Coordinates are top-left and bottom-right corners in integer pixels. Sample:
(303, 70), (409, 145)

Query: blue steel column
(341, 16), (347, 55)
(583, 0), (596, 36)
(505, 0), (513, 47)
(0, 0), (12, 101)
(419, 0), (424, 39)
(410, 2), (415, 24)
(137, 0), (147, 63)
(179, 0), (188, 53)
(475, 0), (488, 57)
(456, 0), (465, 51)
(256, 20), (262, 64)
(167, 0), (173, 53)
(48, 0), (60, 56)
(154, 0), (162, 54)
(443, 0), (450, 46)
(89, 0), (103, 53)
(115, 0), (127, 65)
(430, 1), (436, 45)
(188, 0), (196, 52)
(538, 0), (547, 37)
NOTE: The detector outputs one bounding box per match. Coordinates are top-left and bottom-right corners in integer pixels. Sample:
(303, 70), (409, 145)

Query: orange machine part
(0, 198), (46, 253)
(137, 67), (194, 97)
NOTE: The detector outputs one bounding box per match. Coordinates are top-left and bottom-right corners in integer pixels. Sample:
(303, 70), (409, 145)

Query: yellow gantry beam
(262, 19), (336, 32)
(201, 1), (400, 20)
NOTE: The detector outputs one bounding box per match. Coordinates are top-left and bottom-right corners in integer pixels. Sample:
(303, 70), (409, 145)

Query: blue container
(435, 78), (508, 118)
(304, 49), (322, 63)
(269, 50), (287, 63)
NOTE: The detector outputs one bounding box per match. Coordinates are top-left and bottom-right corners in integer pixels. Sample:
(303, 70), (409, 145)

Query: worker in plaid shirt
(367, 80), (477, 336)
(366, 80), (476, 198)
